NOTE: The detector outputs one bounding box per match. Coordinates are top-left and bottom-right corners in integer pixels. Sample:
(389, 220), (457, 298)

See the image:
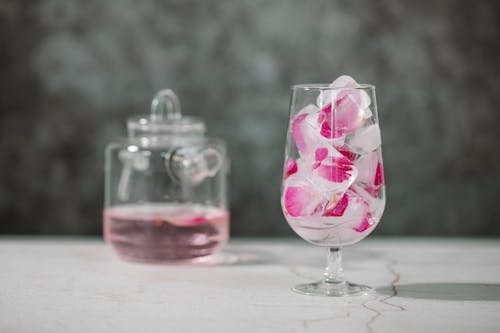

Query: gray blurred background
(1, 0), (499, 236)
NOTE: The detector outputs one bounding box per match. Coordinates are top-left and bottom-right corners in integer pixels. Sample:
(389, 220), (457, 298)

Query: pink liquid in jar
(104, 203), (229, 263)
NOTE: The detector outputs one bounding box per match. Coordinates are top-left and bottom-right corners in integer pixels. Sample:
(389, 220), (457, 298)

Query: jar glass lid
(127, 89), (206, 137)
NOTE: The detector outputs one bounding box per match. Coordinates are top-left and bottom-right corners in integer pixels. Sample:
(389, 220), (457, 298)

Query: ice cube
(323, 190), (369, 226)
(332, 75), (359, 88)
(353, 213), (373, 232)
(325, 190), (376, 234)
(313, 155), (357, 184)
(337, 146), (359, 162)
(323, 192), (349, 216)
(291, 104), (344, 159)
(316, 75), (373, 141)
(355, 150), (385, 200)
(318, 99), (366, 140)
(316, 75), (358, 108)
(335, 88), (371, 111)
(355, 150), (380, 185)
(291, 104), (322, 157)
(346, 124), (381, 155)
(316, 75), (371, 110)
(351, 184), (386, 218)
(282, 172), (327, 217)
(282, 153), (357, 218)
(308, 154), (358, 205)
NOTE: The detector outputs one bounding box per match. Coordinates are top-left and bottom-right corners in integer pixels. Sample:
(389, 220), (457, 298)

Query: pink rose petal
(283, 186), (308, 217)
(350, 184), (385, 218)
(353, 212), (372, 232)
(283, 185), (324, 217)
(313, 147), (329, 169)
(187, 216), (207, 225)
(374, 160), (385, 186)
(354, 151), (385, 198)
(364, 186), (381, 198)
(337, 146), (358, 162)
(169, 215), (207, 226)
(283, 158), (298, 179)
(315, 148), (328, 162)
(320, 190), (371, 229)
(315, 156), (354, 183)
(323, 193), (349, 217)
(306, 148), (358, 204)
(291, 104), (330, 158)
(318, 95), (364, 139)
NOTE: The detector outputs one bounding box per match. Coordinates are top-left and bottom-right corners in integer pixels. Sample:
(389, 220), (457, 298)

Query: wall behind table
(1, 0), (499, 236)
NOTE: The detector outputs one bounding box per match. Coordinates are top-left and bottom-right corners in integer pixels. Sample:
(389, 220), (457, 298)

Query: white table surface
(1, 237), (499, 333)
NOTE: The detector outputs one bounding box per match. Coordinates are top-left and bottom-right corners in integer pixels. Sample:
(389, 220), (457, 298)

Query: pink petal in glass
(315, 156), (355, 183)
(337, 146), (358, 162)
(283, 185), (324, 217)
(323, 193), (349, 217)
(318, 96), (364, 139)
(364, 186), (381, 198)
(291, 104), (327, 157)
(284, 158), (298, 179)
(315, 148), (329, 162)
(374, 160), (385, 186)
(353, 212), (372, 232)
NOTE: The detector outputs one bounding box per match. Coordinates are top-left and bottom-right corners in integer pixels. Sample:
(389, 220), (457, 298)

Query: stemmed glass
(280, 77), (386, 296)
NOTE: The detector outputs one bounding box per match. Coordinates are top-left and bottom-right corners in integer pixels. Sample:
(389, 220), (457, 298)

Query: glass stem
(324, 247), (345, 284)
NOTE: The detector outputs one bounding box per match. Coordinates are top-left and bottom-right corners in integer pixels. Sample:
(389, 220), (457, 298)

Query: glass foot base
(292, 281), (374, 297)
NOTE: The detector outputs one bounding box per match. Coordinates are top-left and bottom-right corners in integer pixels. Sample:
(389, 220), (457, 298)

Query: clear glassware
(104, 89), (229, 264)
(280, 80), (385, 296)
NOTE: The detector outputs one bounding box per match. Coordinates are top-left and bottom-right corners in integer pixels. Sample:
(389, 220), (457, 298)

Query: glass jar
(103, 89), (229, 263)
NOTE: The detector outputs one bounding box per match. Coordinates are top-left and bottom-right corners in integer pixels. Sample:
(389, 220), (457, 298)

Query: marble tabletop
(0, 237), (499, 333)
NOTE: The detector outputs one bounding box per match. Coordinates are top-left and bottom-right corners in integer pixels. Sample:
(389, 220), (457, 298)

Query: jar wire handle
(150, 89), (181, 121)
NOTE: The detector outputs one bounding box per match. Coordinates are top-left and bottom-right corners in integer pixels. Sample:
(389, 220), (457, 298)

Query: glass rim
(291, 83), (375, 90)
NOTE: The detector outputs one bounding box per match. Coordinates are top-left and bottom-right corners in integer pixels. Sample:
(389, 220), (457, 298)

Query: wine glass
(280, 77), (386, 296)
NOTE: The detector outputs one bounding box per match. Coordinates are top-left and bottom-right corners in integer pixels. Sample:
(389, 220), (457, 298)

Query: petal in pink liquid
(169, 216), (207, 226)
